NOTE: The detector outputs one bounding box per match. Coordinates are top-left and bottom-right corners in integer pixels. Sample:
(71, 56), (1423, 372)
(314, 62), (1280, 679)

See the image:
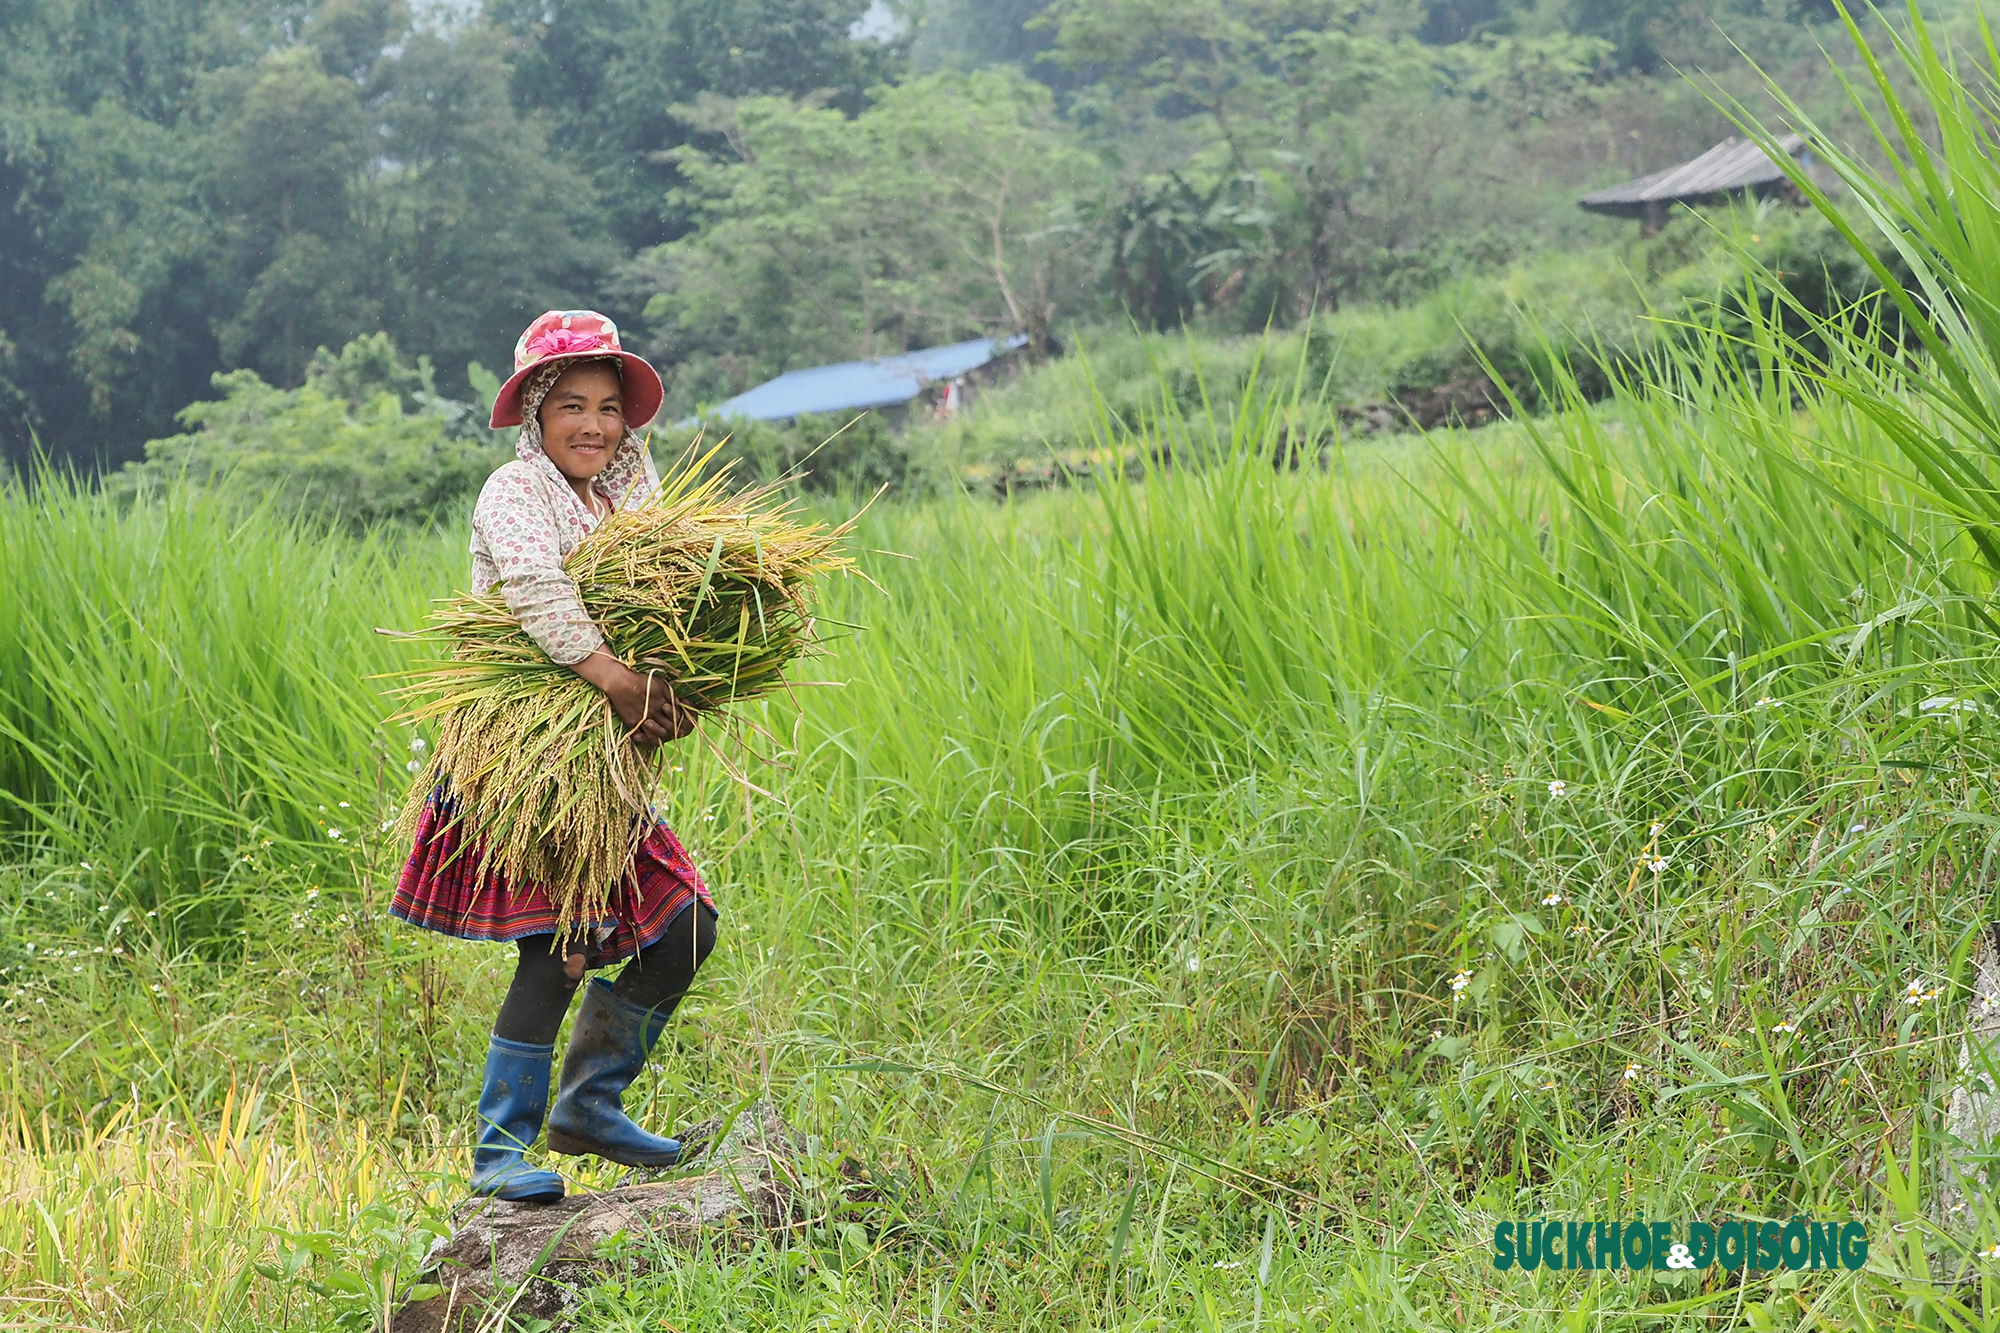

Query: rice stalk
(389, 454), (852, 934)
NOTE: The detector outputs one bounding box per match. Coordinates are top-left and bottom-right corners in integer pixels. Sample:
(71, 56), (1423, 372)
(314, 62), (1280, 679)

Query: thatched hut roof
(1580, 134), (1808, 227)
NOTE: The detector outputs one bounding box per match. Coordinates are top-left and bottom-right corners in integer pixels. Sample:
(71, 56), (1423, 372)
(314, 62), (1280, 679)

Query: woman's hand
(569, 650), (698, 748)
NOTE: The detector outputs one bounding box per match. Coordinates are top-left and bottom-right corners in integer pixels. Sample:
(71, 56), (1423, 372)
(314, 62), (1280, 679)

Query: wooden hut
(1580, 134), (1809, 234)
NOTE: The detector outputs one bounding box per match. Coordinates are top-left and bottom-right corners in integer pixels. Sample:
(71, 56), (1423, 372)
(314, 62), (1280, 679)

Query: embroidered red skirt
(390, 786), (715, 963)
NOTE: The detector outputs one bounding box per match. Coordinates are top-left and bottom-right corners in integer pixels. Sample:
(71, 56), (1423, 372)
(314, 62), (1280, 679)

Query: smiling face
(536, 361), (626, 483)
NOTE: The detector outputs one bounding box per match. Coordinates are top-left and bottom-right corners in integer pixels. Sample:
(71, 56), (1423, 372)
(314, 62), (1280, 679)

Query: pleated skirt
(389, 785), (715, 962)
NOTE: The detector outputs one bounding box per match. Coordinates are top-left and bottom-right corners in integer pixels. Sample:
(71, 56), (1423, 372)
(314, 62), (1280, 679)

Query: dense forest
(0, 0), (1877, 470)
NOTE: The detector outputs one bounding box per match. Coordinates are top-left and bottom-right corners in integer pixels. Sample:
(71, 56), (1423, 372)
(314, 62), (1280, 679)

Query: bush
(111, 335), (508, 530)
(664, 411), (913, 495)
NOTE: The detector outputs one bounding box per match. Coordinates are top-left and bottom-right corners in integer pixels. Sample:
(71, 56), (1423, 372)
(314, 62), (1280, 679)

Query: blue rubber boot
(469, 1036), (566, 1203)
(546, 979), (685, 1167)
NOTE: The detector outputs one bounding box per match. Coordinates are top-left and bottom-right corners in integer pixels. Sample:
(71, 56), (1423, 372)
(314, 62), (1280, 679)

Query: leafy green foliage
(0, 0), (1887, 474)
(1724, 2), (2000, 579)
(675, 410), (916, 494)
(0, 0), (608, 470)
(1046, 1), (1629, 324)
(487, 0), (906, 249)
(638, 70), (1095, 414)
(110, 334), (507, 530)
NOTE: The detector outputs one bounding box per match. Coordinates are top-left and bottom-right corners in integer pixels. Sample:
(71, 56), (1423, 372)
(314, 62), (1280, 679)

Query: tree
(488, 0), (907, 251)
(634, 69), (1094, 410)
(358, 26), (617, 394)
(1047, 0), (1615, 324)
(112, 333), (507, 529)
(0, 0), (616, 469)
(0, 0), (279, 466)
(209, 46), (376, 386)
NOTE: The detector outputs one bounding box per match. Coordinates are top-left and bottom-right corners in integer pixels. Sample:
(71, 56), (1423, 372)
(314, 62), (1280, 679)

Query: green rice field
(8, 10), (2000, 1330)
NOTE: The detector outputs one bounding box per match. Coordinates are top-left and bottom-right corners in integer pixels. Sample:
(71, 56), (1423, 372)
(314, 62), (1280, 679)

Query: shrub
(111, 335), (508, 530)
(666, 411), (913, 495)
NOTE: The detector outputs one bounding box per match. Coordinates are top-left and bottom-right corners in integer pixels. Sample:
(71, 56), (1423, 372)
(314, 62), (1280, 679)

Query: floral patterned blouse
(469, 442), (661, 665)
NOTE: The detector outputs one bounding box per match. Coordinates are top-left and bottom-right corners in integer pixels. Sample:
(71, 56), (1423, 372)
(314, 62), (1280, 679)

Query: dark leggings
(492, 906), (717, 1046)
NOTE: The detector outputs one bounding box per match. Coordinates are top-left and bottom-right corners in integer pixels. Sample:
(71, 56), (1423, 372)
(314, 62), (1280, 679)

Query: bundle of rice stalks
(390, 456), (852, 934)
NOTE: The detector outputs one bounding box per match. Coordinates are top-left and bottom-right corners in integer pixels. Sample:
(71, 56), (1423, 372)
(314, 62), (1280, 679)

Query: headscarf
(516, 356), (654, 506)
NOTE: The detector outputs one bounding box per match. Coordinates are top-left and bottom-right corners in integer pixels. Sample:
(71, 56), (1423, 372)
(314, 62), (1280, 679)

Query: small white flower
(1185, 955), (1201, 974)
(1541, 892), (1565, 906)
(1622, 1063), (1640, 1081)
(1850, 822), (1867, 833)
(1650, 822), (1664, 836)
(327, 828), (343, 841)
(150, 984), (162, 994)
(337, 801), (350, 809)
(1771, 1021), (1796, 1035)
(409, 736), (427, 753)
(407, 759), (422, 772)
(1449, 969), (1473, 1000)
(1570, 923), (1590, 936)
(379, 821), (394, 833)
(1539, 1079), (1558, 1090)
(145, 911), (155, 918)
(112, 947), (123, 956)
(1906, 978), (1943, 1006)
(1752, 696), (1781, 710)
(79, 861), (90, 870)
(1212, 1260), (1242, 1270)
(92, 947), (102, 955)
(1983, 1243), (2000, 1259)
(1548, 780), (1568, 798)
(306, 888), (318, 900)
(1647, 855), (1669, 874)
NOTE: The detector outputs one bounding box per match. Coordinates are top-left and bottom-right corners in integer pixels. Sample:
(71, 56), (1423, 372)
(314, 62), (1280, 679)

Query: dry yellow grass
(0, 1080), (453, 1329)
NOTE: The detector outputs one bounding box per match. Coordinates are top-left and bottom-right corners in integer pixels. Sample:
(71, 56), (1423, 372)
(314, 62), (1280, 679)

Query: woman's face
(537, 361), (625, 482)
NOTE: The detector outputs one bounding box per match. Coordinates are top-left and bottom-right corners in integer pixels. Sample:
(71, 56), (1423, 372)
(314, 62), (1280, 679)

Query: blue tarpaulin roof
(706, 334), (1029, 422)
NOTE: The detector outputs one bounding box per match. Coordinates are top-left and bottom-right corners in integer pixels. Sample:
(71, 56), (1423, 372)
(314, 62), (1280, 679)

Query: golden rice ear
(382, 452), (854, 920)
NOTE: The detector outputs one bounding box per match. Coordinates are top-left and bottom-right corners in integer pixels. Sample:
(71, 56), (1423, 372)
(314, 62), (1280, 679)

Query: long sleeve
(469, 463), (605, 666)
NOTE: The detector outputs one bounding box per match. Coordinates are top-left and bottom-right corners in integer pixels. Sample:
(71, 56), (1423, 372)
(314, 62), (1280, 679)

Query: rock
(1390, 375), (1514, 432)
(1940, 925), (2000, 1227)
(396, 1100), (804, 1333)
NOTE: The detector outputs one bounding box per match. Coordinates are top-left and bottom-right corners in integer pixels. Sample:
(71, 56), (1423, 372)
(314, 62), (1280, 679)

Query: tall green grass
(19, 12), (2000, 1319)
(0, 483), (457, 934)
(7, 327), (2000, 1326)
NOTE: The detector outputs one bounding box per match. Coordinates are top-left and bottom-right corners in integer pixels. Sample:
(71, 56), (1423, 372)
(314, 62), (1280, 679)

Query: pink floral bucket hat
(488, 309), (665, 429)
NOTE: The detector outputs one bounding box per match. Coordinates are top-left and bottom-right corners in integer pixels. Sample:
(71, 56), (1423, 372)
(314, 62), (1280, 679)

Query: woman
(391, 310), (715, 1204)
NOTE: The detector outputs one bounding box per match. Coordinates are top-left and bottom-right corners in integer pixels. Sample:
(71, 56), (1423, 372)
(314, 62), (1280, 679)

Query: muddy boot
(546, 979), (685, 1168)
(469, 1036), (565, 1203)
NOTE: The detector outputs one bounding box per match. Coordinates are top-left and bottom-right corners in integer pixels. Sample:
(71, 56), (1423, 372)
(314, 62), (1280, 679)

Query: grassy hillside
(869, 201), (1877, 492)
